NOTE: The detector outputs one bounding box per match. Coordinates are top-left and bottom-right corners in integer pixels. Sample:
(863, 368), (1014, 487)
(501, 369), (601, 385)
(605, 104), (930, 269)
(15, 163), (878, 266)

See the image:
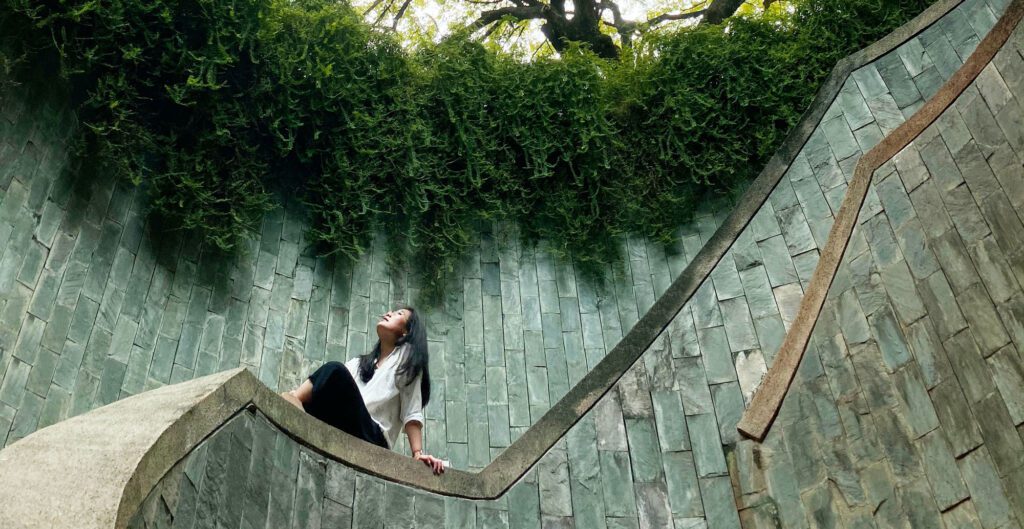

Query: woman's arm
(405, 421), (444, 474)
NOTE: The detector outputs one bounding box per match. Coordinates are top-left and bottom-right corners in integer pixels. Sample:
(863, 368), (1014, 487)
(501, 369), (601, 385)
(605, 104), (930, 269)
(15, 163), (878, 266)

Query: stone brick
(651, 390), (689, 452)
(850, 341), (899, 411)
(773, 283), (803, 330)
(538, 449), (572, 517)
(877, 52), (923, 109)
(868, 99), (906, 145)
(908, 179), (955, 239)
(959, 446), (1015, 529)
(687, 413), (726, 478)
(697, 326), (734, 385)
(697, 477), (740, 529)
(598, 450), (637, 518)
(987, 345), (1024, 425)
(892, 363), (939, 439)
(916, 429), (969, 510)
(835, 289), (871, 345)
(974, 391), (1024, 476)
(868, 307), (913, 372)
(758, 235), (798, 288)
(941, 500), (984, 529)
(625, 418), (663, 482)
(671, 354), (712, 417)
(918, 271), (968, 340)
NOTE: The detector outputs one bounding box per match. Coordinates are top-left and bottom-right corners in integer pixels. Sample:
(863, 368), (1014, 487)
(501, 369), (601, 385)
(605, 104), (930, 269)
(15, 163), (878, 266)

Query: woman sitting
(280, 306), (445, 474)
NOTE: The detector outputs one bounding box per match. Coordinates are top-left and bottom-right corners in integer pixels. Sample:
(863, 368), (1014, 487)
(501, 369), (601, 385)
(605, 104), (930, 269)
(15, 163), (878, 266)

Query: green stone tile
(974, 391), (1024, 476)
(445, 498), (477, 529)
(594, 394), (628, 451)
(673, 356), (714, 416)
(467, 384), (490, 467)
(0, 357), (30, 407)
(697, 326), (734, 385)
(23, 345), (55, 398)
(838, 79), (875, 129)
(15, 240), (46, 288)
(567, 419), (606, 529)
(538, 449), (572, 516)
(941, 501), (984, 529)
(617, 364), (653, 419)
(690, 281), (722, 330)
(731, 231), (762, 274)
(7, 390), (42, 444)
(698, 477), (740, 529)
(710, 382), (744, 445)
(749, 203), (782, 242)
(27, 269), (61, 322)
(625, 418), (663, 482)
(96, 356), (126, 405)
(36, 384), (69, 429)
(12, 314), (45, 366)
(891, 364), (939, 440)
(917, 429), (969, 510)
(739, 267), (777, 322)
(351, 475), (385, 528)
(898, 37), (934, 77)
(959, 446), (1014, 529)
(522, 365), (548, 410)
(662, 451), (702, 518)
(711, 256), (744, 301)
(562, 331), (587, 386)
(651, 390), (689, 452)
(918, 271), (968, 341)
(634, 481), (672, 529)
(904, 317), (953, 389)
(874, 406), (925, 480)
(868, 307), (912, 371)
(720, 297), (758, 353)
(757, 235), (798, 288)
(853, 64), (889, 100)
(93, 275), (128, 335)
(483, 294), (504, 367)
(877, 52), (923, 109)
(541, 350), (569, 406)
(600, 451), (638, 517)
(686, 413), (726, 478)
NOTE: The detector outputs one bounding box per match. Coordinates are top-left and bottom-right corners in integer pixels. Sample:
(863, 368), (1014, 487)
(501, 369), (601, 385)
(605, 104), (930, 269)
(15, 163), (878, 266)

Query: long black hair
(357, 306), (431, 407)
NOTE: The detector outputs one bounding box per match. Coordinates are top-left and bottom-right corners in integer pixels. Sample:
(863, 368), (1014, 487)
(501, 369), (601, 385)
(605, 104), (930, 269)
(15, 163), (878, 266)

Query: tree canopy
(0, 0), (929, 293)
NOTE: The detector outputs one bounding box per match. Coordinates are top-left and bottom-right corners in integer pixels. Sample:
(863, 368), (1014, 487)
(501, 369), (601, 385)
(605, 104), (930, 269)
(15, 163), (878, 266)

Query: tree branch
(392, 0), (414, 30)
(645, 9), (706, 26)
(363, 0), (387, 17)
(700, 0), (745, 25)
(470, 5), (550, 30)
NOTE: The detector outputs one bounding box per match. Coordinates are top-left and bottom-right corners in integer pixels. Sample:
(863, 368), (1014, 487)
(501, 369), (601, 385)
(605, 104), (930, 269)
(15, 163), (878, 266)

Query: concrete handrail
(0, 368), (486, 529)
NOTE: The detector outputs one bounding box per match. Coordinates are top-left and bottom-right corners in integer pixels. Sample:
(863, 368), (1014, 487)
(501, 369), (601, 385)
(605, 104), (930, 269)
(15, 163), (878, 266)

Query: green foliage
(0, 0), (929, 293)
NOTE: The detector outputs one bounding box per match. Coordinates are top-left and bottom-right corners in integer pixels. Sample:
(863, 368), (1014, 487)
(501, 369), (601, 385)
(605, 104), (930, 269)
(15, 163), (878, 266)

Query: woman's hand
(414, 452), (445, 475)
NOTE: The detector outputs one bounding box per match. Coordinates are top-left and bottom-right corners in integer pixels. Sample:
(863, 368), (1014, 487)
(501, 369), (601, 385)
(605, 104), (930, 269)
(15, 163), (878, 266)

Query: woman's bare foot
(279, 391), (305, 411)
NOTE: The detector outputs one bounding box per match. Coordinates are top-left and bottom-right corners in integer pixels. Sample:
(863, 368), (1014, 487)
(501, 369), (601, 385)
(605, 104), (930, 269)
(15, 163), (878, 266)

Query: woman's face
(376, 308), (410, 340)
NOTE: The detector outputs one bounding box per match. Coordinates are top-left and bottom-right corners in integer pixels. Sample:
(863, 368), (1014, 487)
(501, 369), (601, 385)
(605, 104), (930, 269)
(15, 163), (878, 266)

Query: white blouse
(343, 343), (425, 449)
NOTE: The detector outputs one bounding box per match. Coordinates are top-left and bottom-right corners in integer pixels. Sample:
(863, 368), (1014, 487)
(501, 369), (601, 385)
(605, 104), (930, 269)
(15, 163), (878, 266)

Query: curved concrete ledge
(0, 1), (995, 527)
(0, 368), (488, 529)
(738, 0), (1024, 441)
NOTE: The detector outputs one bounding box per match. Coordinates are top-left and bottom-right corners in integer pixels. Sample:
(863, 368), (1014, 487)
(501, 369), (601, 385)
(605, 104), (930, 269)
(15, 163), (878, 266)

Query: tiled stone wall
(0, 44), (736, 467)
(733, 5), (1024, 527)
(6, 0), (1023, 526)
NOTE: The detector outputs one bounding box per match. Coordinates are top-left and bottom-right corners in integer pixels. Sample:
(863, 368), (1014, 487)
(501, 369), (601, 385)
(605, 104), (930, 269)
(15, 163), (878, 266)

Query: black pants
(305, 361), (388, 449)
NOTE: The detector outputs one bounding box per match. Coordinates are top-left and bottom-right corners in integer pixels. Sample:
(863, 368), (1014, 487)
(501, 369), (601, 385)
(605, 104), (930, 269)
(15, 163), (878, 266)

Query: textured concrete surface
(0, 0), (1021, 526)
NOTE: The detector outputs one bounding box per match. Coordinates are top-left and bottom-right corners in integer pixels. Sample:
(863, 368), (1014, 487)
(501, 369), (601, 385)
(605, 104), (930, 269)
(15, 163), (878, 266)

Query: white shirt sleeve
(343, 357), (360, 379)
(400, 371), (425, 427)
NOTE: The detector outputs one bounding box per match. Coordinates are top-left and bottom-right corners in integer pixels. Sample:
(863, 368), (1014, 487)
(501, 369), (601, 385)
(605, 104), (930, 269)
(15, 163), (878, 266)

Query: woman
(280, 306), (445, 474)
